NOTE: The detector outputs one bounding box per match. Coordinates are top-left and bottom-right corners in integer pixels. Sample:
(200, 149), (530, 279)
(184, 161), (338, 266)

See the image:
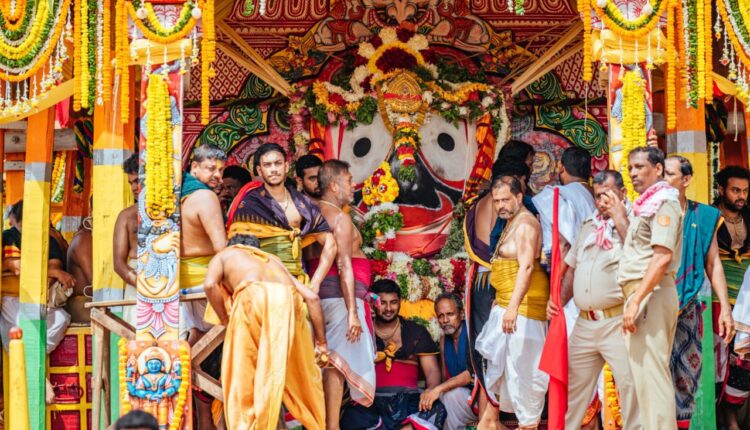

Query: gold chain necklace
(493, 211), (520, 260)
(319, 199), (342, 211)
(375, 318), (401, 341)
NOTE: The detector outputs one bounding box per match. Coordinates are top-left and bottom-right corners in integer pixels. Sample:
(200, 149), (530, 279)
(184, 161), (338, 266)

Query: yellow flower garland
(696, 0), (705, 101)
(666, 0), (676, 130)
(362, 162), (399, 206)
(429, 82), (491, 104)
(126, 2), (198, 44)
(621, 70), (646, 201)
(145, 74), (175, 219)
(579, 0), (592, 81)
(50, 152), (65, 200)
(80, 0), (90, 109)
(115, 0), (129, 122)
(168, 343), (191, 430)
(118, 338), (132, 415)
(603, 364), (623, 428)
(704, 0), (712, 103)
(74, 0), (82, 111)
(102, 0), (111, 102)
(675, 2), (687, 101)
(592, 0), (670, 39)
(717, 0), (750, 69)
(1, 0), (27, 31)
(201, 0), (215, 125)
(0, 0), (71, 82)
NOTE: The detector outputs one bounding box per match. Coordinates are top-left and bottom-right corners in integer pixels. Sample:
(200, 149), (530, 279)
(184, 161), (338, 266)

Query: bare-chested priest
(305, 159), (375, 429)
(204, 233), (327, 430)
(475, 176), (550, 429)
(113, 153), (140, 326)
(227, 143), (336, 291)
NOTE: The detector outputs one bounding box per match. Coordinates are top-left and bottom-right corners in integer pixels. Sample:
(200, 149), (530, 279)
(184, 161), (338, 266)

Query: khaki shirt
(565, 219), (625, 311)
(617, 199), (683, 285)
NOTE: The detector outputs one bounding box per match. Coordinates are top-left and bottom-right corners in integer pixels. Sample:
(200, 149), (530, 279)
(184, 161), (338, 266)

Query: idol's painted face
(375, 292), (401, 323)
(146, 359), (162, 374)
(257, 151), (288, 187)
(191, 158), (225, 190)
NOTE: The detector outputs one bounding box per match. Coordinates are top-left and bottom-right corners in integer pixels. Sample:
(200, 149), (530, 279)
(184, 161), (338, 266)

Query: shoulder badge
(657, 215), (671, 227)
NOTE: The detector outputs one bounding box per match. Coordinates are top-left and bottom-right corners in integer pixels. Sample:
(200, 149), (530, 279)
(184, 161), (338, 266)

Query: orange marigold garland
(579, 0), (592, 81)
(704, 0), (713, 102)
(666, 0), (676, 130)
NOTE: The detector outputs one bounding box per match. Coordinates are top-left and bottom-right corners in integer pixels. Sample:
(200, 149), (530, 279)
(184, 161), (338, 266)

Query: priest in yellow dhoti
(203, 233), (327, 430)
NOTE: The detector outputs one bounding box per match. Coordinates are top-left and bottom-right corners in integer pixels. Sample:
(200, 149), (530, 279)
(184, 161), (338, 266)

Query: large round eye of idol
(335, 115), (392, 185)
(419, 115), (477, 185)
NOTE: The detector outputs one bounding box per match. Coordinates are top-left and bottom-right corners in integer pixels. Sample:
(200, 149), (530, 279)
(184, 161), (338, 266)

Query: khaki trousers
(625, 284), (679, 430)
(565, 316), (641, 430)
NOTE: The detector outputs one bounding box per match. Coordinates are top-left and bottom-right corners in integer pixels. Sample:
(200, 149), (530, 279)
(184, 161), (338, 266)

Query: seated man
(424, 293), (476, 430)
(341, 279), (446, 430)
(0, 200), (76, 403)
(66, 203), (93, 323)
(203, 233), (327, 430)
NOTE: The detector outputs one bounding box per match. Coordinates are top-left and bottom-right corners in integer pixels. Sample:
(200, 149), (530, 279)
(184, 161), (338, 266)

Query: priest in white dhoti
(476, 176), (550, 429)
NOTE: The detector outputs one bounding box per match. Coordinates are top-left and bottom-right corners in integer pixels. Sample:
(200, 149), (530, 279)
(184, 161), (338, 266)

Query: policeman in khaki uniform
(548, 170), (642, 430)
(615, 147), (683, 430)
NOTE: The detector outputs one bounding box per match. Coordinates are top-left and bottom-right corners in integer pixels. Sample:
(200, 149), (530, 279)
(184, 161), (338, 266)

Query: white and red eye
(332, 115), (391, 185)
(418, 115), (477, 189)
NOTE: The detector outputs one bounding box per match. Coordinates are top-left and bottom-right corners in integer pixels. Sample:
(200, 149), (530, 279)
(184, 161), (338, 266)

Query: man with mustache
(422, 293), (477, 429)
(113, 153), (140, 326)
(179, 144), (228, 430)
(547, 170), (640, 430)
(713, 166), (750, 429)
(618, 146), (683, 429)
(296, 154), (323, 202)
(475, 176), (549, 430)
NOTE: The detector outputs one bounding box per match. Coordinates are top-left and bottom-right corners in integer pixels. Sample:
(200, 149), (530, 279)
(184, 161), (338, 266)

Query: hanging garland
(0, 0), (70, 76)
(717, 0), (750, 69)
(592, 0), (668, 38)
(168, 343), (190, 430)
(603, 364), (623, 428)
(144, 73), (175, 220)
(113, 0), (215, 124)
(50, 151), (65, 203)
(621, 69), (647, 201)
(579, 0), (592, 81)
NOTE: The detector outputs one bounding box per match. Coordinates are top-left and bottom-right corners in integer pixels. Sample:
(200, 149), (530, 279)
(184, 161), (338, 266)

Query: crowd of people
(4, 139), (750, 430)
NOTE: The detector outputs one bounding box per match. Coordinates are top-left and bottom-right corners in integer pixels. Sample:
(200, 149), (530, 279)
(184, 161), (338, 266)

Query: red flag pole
(539, 187), (568, 429)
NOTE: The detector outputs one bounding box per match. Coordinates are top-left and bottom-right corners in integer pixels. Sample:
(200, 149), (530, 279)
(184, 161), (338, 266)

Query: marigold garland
(119, 338), (132, 415)
(80, 0), (89, 109)
(717, 0), (750, 69)
(592, 0), (669, 39)
(603, 364), (623, 428)
(0, 0), (70, 82)
(145, 74), (175, 219)
(666, 0), (677, 130)
(621, 70), (647, 201)
(102, 0), (111, 102)
(50, 151), (65, 203)
(168, 343), (190, 430)
(704, 0), (712, 102)
(393, 126), (420, 182)
(579, 0), (592, 81)
(696, 0), (706, 101)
